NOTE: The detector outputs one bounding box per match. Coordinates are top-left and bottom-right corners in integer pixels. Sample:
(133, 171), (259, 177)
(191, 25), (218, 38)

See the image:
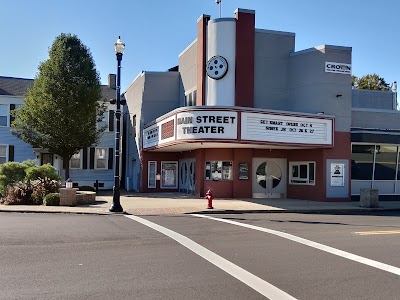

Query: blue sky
(1, 0), (399, 91)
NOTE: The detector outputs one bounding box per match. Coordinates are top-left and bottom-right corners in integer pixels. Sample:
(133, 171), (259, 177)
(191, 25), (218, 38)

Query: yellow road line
(354, 230), (400, 236)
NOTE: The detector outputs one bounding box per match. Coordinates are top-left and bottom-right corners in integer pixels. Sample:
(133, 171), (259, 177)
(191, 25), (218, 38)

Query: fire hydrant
(205, 189), (214, 209)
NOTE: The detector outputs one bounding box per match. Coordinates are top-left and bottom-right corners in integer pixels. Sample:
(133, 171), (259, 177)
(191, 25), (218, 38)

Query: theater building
(124, 8), (399, 200)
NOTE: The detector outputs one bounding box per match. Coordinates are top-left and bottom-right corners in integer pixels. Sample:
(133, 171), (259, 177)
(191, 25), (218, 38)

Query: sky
(1, 0), (399, 91)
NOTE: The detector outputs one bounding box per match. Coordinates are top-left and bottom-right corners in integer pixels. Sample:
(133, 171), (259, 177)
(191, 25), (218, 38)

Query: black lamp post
(110, 36), (125, 213)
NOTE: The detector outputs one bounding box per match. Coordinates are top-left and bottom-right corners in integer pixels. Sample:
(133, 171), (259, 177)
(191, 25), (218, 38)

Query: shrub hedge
(0, 160), (36, 195)
(0, 161), (61, 205)
(43, 193), (60, 206)
(25, 164), (60, 182)
(79, 186), (95, 192)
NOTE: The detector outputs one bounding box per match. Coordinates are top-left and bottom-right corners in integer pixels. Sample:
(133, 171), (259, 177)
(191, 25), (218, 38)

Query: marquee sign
(176, 111), (237, 140)
(241, 112), (333, 145)
(143, 115), (175, 149)
(143, 109), (333, 149)
(143, 123), (159, 149)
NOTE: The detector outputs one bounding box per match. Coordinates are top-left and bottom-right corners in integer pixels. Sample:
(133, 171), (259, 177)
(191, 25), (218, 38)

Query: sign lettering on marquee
(241, 112), (333, 145)
(176, 111), (237, 140)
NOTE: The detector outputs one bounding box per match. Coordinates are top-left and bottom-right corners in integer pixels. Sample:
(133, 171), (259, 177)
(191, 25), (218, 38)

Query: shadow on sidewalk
(97, 190), (200, 199)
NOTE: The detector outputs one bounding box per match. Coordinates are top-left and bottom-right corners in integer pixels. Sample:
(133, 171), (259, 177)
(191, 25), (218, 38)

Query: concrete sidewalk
(1, 192), (400, 215)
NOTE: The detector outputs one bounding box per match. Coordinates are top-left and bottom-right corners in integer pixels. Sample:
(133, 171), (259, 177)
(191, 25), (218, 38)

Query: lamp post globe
(109, 36), (125, 213)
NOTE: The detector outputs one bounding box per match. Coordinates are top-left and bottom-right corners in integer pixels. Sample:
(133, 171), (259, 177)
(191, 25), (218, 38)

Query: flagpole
(216, 0), (222, 18)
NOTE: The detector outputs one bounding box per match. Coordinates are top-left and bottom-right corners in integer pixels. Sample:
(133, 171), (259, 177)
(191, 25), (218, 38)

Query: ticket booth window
(289, 162), (315, 185)
(205, 161), (233, 180)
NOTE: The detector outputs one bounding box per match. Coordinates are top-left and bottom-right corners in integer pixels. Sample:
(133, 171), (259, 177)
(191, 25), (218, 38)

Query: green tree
(11, 33), (106, 180)
(351, 75), (358, 88)
(352, 73), (390, 91)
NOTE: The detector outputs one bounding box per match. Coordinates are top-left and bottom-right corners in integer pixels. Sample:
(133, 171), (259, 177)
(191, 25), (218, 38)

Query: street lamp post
(110, 36), (125, 213)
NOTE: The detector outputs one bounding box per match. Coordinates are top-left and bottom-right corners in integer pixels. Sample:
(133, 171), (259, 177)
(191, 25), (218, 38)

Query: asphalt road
(1, 211), (400, 299)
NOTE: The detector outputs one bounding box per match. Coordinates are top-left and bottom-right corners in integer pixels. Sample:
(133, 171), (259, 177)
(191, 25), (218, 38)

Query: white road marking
(354, 230), (400, 236)
(191, 214), (400, 276)
(124, 215), (297, 300)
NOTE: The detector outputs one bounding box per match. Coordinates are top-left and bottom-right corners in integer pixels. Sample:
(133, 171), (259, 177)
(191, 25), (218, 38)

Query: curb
(0, 209), (113, 215)
(1, 207), (400, 216)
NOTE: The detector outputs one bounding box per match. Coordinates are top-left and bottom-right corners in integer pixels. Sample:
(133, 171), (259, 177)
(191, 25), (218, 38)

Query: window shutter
(108, 110), (114, 132)
(9, 104), (15, 125)
(62, 157), (67, 169)
(8, 145), (14, 162)
(108, 148), (114, 170)
(82, 148), (88, 169)
(89, 148), (95, 169)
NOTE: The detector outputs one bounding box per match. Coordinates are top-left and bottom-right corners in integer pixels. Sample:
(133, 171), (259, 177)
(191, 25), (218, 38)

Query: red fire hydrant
(205, 189), (214, 209)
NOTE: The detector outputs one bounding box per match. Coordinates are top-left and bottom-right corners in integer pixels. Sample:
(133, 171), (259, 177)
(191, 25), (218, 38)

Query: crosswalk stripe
(125, 214), (297, 300)
(191, 214), (400, 276)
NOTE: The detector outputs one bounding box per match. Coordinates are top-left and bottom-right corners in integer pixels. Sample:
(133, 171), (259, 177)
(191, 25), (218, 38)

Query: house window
(70, 151), (82, 169)
(289, 162), (315, 185)
(95, 148), (108, 169)
(0, 145), (7, 164)
(148, 161), (157, 188)
(97, 111), (108, 130)
(205, 161), (233, 180)
(0, 104), (8, 127)
(9, 104), (22, 126)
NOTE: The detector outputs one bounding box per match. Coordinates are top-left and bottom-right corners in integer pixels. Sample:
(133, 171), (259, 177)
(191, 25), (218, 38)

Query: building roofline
(208, 18), (236, 25)
(255, 28), (295, 37)
(234, 8), (255, 15)
(0, 75), (34, 81)
(290, 44), (352, 57)
(124, 71), (180, 93)
(352, 108), (400, 114)
(197, 14), (211, 23)
(178, 38), (197, 58)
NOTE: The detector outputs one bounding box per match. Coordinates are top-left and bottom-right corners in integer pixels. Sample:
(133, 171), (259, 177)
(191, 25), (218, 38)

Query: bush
(0, 161), (61, 205)
(0, 184), (33, 205)
(79, 186), (95, 192)
(43, 193), (60, 206)
(25, 164), (60, 182)
(30, 178), (61, 205)
(0, 178), (60, 206)
(0, 160), (35, 196)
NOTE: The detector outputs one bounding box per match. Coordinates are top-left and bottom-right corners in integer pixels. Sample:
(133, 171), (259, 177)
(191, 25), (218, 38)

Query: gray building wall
(253, 29), (295, 110)
(124, 71), (181, 191)
(352, 89), (397, 110)
(141, 72), (181, 124)
(288, 45), (352, 132)
(352, 109), (400, 130)
(124, 72), (145, 191)
(178, 39), (197, 103)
